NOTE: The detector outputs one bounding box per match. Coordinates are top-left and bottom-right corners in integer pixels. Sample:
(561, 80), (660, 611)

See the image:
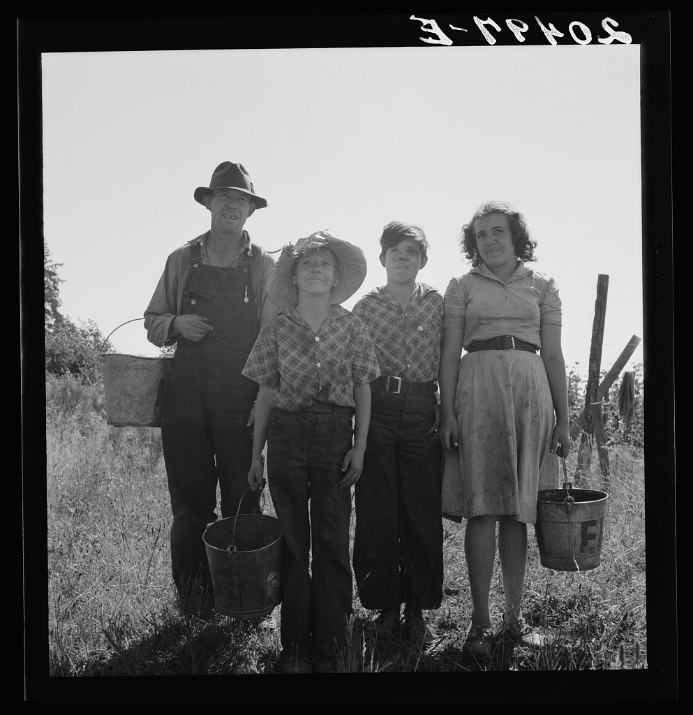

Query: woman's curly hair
(460, 201), (537, 267)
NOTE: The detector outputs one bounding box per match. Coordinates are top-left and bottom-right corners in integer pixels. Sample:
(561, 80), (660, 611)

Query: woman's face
(292, 247), (339, 298)
(473, 213), (516, 274)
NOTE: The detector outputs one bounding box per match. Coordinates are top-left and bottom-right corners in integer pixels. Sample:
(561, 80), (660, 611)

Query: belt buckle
(510, 336), (516, 350)
(386, 376), (402, 394)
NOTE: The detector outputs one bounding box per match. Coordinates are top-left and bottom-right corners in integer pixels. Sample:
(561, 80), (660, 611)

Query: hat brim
(268, 234), (367, 310)
(194, 186), (268, 209)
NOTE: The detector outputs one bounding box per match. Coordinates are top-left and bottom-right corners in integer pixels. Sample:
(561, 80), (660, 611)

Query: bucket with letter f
(535, 459), (610, 572)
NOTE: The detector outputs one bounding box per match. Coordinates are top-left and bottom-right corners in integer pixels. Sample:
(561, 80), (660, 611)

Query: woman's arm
(339, 382), (371, 489)
(540, 323), (571, 457)
(439, 323), (464, 453)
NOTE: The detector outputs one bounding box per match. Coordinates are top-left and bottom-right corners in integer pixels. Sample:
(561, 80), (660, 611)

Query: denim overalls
(161, 242), (260, 606)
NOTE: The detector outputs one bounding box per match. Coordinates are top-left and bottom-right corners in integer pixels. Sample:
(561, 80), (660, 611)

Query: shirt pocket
(187, 289), (213, 317)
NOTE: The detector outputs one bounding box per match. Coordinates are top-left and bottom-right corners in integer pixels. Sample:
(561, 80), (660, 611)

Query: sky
(41, 39), (644, 377)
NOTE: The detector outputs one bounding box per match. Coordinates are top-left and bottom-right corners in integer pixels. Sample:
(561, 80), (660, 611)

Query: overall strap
(189, 242), (203, 268)
(237, 243), (258, 272)
(179, 241), (203, 299)
(237, 244), (258, 304)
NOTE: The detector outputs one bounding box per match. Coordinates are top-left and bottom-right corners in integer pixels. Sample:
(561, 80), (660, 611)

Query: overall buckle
(386, 376), (403, 394)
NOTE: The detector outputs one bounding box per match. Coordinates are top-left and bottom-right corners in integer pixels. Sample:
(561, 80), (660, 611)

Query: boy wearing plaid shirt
(243, 231), (379, 674)
(352, 221), (444, 644)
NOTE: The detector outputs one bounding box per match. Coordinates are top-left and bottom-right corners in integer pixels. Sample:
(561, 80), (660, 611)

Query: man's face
(208, 188), (255, 234)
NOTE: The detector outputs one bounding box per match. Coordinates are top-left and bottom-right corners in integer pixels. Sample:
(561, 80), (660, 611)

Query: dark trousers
(162, 414), (258, 606)
(267, 408), (354, 659)
(353, 391), (444, 611)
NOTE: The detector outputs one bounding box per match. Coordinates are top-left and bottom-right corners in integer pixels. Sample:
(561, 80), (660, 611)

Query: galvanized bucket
(203, 491), (282, 618)
(101, 319), (173, 427)
(535, 459), (609, 572)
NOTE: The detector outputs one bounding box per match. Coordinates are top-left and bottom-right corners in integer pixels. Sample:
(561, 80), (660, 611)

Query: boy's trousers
(354, 391), (444, 611)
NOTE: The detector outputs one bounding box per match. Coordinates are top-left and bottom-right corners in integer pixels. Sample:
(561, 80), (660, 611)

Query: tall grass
(44, 375), (647, 679)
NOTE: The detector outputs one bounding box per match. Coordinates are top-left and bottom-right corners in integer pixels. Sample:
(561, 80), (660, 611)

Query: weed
(43, 376), (647, 677)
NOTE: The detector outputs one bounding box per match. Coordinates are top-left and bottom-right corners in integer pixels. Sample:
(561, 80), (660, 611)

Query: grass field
(41, 373), (650, 691)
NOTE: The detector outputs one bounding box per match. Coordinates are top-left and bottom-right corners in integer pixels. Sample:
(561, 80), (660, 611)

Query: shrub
(45, 319), (108, 385)
(567, 362), (644, 451)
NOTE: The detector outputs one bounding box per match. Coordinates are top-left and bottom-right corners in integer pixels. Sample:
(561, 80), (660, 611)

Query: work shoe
(365, 607), (400, 637)
(404, 605), (434, 645)
(366, 608), (399, 638)
(281, 653), (312, 674)
(500, 615), (549, 648)
(314, 656), (339, 674)
(255, 613), (277, 631)
(177, 585), (215, 620)
(462, 624), (494, 658)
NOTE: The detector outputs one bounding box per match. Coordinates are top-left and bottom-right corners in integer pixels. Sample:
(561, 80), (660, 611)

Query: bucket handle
(561, 457), (580, 571)
(561, 457), (575, 507)
(226, 486), (263, 554)
(105, 317), (145, 345)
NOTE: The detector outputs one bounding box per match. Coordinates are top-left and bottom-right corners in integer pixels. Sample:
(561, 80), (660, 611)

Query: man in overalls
(144, 161), (277, 616)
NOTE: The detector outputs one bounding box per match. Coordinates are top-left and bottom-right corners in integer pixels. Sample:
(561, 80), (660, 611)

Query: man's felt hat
(194, 161), (268, 209)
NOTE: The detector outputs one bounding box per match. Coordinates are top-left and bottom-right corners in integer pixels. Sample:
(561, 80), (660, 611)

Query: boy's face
(292, 247), (339, 298)
(380, 237), (427, 285)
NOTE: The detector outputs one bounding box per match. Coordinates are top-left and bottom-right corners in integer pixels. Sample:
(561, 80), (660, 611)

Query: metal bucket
(203, 512), (282, 618)
(101, 319), (173, 427)
(102, 353), (172, 427)
(535, 486), (609, 572)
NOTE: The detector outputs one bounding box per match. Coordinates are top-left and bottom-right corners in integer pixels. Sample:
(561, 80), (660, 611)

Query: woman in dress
(438, 201), (570, 657)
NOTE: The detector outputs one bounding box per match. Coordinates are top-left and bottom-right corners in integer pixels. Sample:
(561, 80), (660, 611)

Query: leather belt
(466, 336), (539, 353)
(371, 375), (438, 396)
(298, 401), (354, 415)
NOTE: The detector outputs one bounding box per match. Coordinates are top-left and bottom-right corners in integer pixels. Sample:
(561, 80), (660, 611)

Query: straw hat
(194, 161), (268, 209)
(268, 230), (367, 310)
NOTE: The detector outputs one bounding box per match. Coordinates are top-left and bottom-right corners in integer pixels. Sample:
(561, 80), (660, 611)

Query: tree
(44, 240), (63, 329)
(44, 241), (107, 384)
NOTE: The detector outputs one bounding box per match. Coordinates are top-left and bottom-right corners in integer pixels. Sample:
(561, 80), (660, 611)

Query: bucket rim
(202, 513), (282, 554)
(102, 352), (173, 359)
(203, 513), (282, 528)
(538, 488), (609, 504)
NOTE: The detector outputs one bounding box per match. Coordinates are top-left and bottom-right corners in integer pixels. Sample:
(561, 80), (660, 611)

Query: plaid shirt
(242, 304), (380, 411)
(352, 284), (443, 383)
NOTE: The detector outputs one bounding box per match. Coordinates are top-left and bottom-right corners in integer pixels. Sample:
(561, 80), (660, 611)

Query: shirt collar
(189, 230), (253, 257)
(470, 258), (528, 283)
(283, 303), (349, 324)
(373, 282), (434, 304)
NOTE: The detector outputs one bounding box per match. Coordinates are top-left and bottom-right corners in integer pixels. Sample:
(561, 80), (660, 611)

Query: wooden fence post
(576, 274), (609, 481)
(591, 402), (611, 486)
(569, 334), (642, 440)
